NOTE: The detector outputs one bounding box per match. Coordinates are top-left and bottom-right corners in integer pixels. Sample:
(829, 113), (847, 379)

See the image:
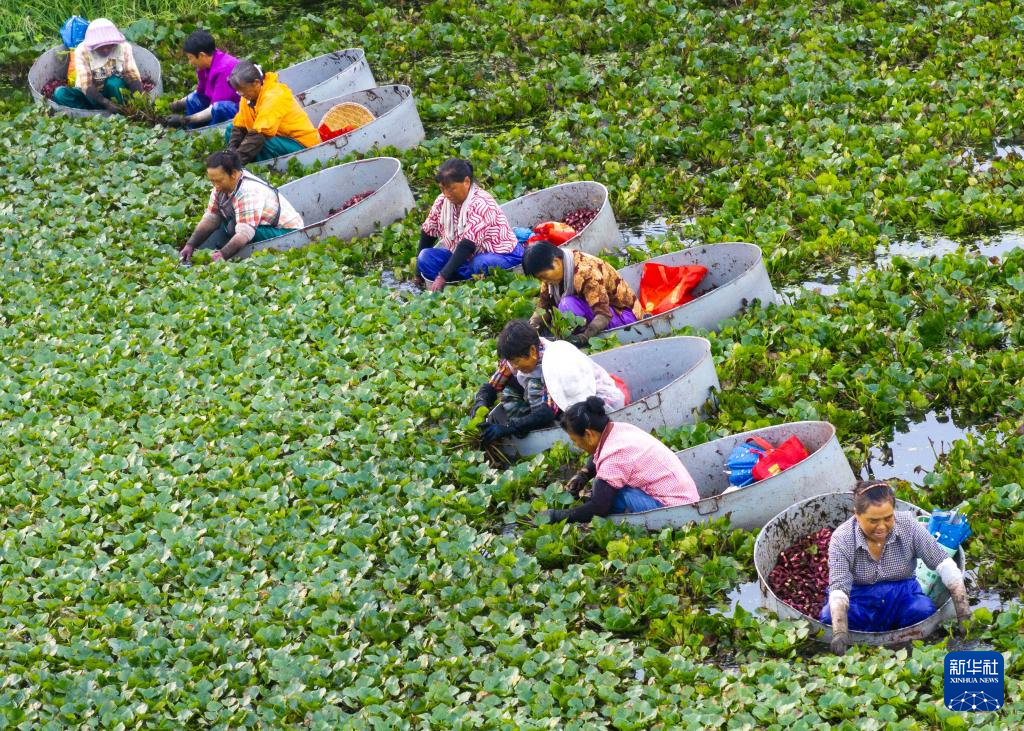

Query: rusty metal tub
(29, 44), (163, 117)
(200, 157), (414, 260)
(501, 182), (621, 256)
(612, 421), (854, 531)
(610, 243), (777, 344)
(754, 492), (965, 645)
(496, 336), (719, 458)
(258, 85), (425, 172)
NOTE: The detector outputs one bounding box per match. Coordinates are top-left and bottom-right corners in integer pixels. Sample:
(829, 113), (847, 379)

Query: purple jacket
(196, 48), (240, 105)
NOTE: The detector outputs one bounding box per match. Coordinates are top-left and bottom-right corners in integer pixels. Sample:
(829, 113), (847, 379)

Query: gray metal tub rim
(497, 335), (719, 457)
(608, 242), (775, 337)
(28, 44), (164, 117)
(610, 421), (855, 531)
(257, 85), (422, 170)
(287, 155), (402, 219)
(268, 155), (405, 234)
(279, 48), (374, 105)
(503, 180), (609, 230)
(754, 492), (965, 644)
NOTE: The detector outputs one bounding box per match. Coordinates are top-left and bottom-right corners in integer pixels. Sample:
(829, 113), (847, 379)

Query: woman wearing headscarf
(52, 18), (144, 112)
(417, 158), (524, 293)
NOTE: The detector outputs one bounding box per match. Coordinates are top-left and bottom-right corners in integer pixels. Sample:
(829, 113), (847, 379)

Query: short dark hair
(562, 396), (611, 437)
(229, 60), (264, 88)
(496, 319), (539, 360)
(206, 149), (243, 175)
(183, 30), (216, 57)
(521, 241), (562, 277)
(435, 158), (473, 186)
(852, 480), (896, 514)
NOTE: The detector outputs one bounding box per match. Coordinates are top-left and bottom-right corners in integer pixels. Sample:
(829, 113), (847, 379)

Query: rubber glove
(480, 422), (511, 444)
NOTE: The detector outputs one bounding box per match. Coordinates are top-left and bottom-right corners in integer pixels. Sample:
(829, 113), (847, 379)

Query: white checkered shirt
(827, 511), (949, 595)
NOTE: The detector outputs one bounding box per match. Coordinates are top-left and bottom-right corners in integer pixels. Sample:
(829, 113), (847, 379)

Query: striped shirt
(594, 422), (699, 507)
(205, 172), (303, 240)
(422, 188), (516, 254)
(827, 511), (950, 596)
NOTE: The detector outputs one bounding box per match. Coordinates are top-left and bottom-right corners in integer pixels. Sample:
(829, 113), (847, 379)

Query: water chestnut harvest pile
(562, 207), (598, 232)
(341, 190), (375, 211)
(767, 527), (832, 618)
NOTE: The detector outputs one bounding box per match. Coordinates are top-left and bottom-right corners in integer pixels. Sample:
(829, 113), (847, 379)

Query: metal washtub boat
(753, 492), (966, 645)
(495, 336), (720, 458)
(611, 421), (855, 531)
(28, 44), (163, 117)
(199, 157), (414, 260)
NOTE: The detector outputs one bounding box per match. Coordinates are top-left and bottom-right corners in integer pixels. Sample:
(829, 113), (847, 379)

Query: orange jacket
(232, 71), (319, 147)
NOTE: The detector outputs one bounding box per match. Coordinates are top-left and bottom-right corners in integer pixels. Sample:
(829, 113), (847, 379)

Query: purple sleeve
(196, 68), (208, 98)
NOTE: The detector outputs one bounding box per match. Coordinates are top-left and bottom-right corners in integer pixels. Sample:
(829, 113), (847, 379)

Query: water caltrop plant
(0, 0), (1023, 726)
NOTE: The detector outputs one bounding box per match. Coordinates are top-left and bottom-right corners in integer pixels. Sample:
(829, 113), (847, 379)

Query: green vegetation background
(0, 0), (1022, 727)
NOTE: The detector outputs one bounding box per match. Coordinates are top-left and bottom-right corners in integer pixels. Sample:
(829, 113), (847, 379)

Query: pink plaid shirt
(594, 422), (699, 507)
(421, 187), (516, 254)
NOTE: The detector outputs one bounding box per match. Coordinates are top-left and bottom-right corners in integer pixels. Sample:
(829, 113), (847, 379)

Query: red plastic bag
(751, 435), (810, 481)
(610, 373), (631, 406)
(638, 263), (708, 316)
(526, 221), (576, 246)
(318, 123), (357, 142)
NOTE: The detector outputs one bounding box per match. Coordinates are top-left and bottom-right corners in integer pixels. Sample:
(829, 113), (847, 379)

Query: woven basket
(321, 102), (375, 133)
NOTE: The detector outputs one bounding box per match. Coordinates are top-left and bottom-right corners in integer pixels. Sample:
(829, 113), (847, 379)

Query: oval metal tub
(501, 182), (622, 256)
(496, 336), (720, 458)
(28, 44), (164, 118)
(610, 243), (777, 344)
(612, 421), (855, 532)
(259, 86), (425, 172)
(278, 49), (376, 106)
(753, 492), (965, 645)
(200, 157), (414, 260)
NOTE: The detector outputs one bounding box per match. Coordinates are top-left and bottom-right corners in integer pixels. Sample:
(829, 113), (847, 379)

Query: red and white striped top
(594, 422), (699, 507)
(422, 186), (517, 254)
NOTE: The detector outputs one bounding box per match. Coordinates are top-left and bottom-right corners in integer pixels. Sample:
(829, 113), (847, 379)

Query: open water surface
(860, 410), (980, 486)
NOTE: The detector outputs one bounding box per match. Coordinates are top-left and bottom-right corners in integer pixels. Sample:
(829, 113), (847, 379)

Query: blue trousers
(611, 487), (664, 514)
(417, 243), (524, 281)
(820, 577), (936, 632)
(186, 91), (239, 127)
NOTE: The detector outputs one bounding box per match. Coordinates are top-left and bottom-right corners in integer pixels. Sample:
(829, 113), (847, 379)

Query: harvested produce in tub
(563, 207), (598, 230)
(766, 527), (832, 618)
(329, 191), (376, 216)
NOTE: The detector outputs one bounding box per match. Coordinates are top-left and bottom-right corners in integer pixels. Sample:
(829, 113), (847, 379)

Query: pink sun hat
(82, 18), (125, 49)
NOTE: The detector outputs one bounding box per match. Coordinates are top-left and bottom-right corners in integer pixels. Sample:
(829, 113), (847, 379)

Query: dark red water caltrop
(562, 207), (597, 231)
(767, 527), (832, 617)
(340, 190), (375, 212)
